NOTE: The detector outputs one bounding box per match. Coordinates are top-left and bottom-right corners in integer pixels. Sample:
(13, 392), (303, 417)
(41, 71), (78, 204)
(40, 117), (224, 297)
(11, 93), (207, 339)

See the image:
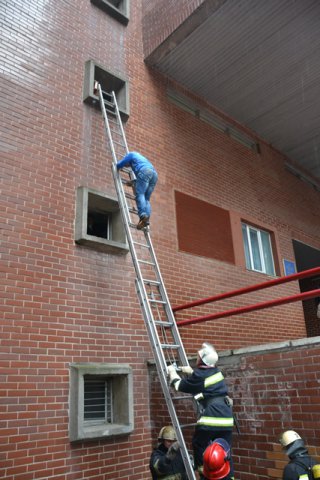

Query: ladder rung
(133, 241), (150, 248)
(105, 107), (116, 115)
(161, 344), (180, 349)
(103, 97), (115, 108)
(123, 182), (135, 189)
(149, 299), (167, 305)
(172, 395), (194, 401)
(154, 320), (172, 327)
(138, 259), (155, 266)
(143, 279), (160, 285)
(112, 139), (126, 148)
(129, 207), (138, 214)
(125, 193), (136, 200)
(180, 423), (198, 428)
(107, 117), (119, 126)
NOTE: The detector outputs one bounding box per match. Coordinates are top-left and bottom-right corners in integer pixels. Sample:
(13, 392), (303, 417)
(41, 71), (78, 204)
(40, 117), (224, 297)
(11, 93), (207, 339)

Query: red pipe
(176, 289), (320, 327)
(173, 266), (320, 312)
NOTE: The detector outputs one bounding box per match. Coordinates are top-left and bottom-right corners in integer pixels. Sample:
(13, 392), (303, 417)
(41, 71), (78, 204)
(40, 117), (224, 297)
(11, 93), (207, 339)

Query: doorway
(292, 240), (320, 337)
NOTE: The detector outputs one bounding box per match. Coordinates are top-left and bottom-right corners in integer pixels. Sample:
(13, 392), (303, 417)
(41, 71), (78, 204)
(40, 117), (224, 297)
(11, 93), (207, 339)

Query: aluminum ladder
(95, 82), (197, 480)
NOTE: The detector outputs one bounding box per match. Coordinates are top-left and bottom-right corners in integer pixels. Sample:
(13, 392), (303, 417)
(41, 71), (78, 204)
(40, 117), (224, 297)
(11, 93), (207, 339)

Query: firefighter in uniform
(202, 438), (232, 480)
(149, 426), (187, 480)
(280, 430), (320, 480)
(168, 343), (234, 479)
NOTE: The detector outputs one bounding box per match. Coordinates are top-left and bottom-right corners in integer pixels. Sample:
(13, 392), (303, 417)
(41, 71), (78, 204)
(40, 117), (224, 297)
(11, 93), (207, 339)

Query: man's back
(283, 454), (318, 480)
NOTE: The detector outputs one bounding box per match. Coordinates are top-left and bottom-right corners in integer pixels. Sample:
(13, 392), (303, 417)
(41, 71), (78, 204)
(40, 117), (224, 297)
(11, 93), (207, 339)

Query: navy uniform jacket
(283, 455), (319, 480)
(149, 443), (187, 480)
(177, 366), (233, 431)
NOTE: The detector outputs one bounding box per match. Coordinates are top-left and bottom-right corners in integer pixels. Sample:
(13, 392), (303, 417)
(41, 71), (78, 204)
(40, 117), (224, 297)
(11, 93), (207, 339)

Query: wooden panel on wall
(175, 190), (235, 264)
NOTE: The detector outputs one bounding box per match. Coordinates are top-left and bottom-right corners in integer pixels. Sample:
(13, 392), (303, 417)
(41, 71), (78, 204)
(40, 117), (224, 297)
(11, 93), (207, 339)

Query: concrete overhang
(145, 0), (320, 185)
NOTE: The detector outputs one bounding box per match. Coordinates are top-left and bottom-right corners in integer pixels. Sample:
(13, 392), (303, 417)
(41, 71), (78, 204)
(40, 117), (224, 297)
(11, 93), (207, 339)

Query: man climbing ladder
(116, 151), (158, 230)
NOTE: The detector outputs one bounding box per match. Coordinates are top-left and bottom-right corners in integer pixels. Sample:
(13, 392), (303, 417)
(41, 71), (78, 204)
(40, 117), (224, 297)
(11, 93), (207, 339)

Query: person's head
(158, 426), (177, 450)
(279, 430), (307, 459)
(197, 342), (218, 367)
(203, 438), (231, 480)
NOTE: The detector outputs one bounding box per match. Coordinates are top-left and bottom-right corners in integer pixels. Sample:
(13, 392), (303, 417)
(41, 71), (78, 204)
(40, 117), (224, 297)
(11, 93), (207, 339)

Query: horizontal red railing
(173, 266), (320, 313)
(176, 289), (320, 327)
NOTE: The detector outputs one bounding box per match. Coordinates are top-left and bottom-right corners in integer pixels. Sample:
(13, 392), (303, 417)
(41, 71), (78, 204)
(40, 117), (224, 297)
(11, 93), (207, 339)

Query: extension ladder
(95, 82), (197, 480)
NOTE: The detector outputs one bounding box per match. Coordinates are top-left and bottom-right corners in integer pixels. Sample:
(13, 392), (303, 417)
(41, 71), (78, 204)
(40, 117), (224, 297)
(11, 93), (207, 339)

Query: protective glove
(167, 365), (181, 389)
(166, 441), (180, 461)
(180, 365), (193, 375)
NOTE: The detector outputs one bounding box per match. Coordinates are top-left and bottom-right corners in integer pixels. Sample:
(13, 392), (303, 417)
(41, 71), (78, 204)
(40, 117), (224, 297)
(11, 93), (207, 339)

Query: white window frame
(242, 223), (275, 276)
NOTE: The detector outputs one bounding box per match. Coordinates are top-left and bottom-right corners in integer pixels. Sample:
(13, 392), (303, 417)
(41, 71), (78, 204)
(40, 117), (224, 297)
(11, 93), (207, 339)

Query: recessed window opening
(242, 223), (275, 276)
(84, 375), (113, 424)
(90, 0), (129, 25)
(69, 363), (133, 441)
(75, 187), (128, 254)
(83, 60), (129, 120)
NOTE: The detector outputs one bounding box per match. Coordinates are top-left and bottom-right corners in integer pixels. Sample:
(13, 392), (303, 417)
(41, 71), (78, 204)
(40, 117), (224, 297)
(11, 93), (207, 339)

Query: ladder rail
(135, 280), (196, 480)
(96, 83), (197, 480)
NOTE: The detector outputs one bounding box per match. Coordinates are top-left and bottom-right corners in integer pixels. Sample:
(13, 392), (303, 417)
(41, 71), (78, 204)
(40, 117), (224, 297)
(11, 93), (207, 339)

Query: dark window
(87, 211), (110, 240)
(90, 0), (129, 25)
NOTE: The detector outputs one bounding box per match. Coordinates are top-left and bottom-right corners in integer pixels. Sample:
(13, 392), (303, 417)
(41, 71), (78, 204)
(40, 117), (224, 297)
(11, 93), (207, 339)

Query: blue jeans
(135, 168), (158, 219)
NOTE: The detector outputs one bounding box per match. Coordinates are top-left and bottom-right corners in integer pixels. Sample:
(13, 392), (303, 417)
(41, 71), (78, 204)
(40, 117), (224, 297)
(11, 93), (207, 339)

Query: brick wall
(149, 339), (320, 479)
(1, 0), (320, 479)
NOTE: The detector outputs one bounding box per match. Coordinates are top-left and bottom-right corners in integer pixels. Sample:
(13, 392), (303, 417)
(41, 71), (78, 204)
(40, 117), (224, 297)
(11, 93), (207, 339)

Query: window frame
(75, 186), (129, 255)
(69, 363), (134, 442)
(242, 222), (276, 276)
(83, 60), (129, 121)
(90, 0), (129, 25)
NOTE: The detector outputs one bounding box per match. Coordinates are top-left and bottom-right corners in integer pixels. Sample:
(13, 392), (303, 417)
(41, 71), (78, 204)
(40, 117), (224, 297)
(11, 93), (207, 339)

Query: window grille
(84, 375), (113, 423)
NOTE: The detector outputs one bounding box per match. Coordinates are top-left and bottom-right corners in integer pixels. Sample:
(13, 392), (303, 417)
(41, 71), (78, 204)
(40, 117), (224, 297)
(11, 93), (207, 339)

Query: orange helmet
(203, 439), (231, 480)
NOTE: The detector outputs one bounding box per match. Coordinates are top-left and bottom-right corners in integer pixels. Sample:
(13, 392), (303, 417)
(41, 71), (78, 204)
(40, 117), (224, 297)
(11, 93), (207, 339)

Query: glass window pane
(260, 230), (275, 275)
(249, 228), (262, 271)
(242, 223), (251, 269)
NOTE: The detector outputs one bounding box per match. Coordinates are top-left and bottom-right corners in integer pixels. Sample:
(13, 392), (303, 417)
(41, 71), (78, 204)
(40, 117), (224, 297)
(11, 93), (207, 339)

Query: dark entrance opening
(292, 239), (320, 337)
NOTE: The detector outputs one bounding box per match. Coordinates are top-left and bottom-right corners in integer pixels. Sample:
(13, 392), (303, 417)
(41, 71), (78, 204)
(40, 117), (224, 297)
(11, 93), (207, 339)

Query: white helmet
(198, 343), (218, 367)
(158, 426), (176, 442)
(279, 430), (302, 447)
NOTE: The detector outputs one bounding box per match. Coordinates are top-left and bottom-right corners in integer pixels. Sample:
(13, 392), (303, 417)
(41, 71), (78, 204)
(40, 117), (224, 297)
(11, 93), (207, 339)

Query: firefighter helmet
(279, 431), (302, 448)
(158, 426), (176, 442)
(198, 343), (218, 367)
(203, 439), (231, 480)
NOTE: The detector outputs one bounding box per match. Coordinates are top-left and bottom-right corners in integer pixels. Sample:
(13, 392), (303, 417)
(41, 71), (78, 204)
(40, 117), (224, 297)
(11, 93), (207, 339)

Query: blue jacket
(116, 151), (155, 175)
(178, 366), (234, 431)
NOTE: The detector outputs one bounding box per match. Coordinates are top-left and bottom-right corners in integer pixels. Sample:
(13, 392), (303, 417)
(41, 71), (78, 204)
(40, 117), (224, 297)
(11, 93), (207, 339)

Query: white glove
(167, 365), (177, 376)
(167, 365), (181, 390)
(166, 441), (180, 461)
(180, 366), (193, 375)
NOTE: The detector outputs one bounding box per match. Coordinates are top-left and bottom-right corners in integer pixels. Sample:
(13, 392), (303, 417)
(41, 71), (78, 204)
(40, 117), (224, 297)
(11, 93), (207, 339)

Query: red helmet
(203, 439), (231, 480)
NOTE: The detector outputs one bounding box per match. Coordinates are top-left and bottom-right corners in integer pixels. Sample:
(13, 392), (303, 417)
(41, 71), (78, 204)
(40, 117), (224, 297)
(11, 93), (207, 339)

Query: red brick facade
(1, 1), (319, 479)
